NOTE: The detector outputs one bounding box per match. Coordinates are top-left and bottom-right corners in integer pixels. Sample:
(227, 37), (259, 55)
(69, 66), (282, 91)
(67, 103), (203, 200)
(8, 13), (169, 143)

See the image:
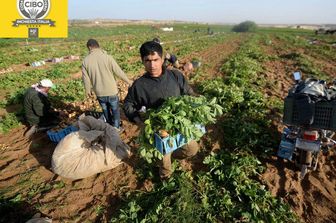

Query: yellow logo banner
(0, 0), (68, 38)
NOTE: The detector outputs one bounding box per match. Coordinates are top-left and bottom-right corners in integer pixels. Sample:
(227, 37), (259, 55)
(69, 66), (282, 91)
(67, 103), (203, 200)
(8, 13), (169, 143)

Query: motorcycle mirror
(293, 71), (301, 81)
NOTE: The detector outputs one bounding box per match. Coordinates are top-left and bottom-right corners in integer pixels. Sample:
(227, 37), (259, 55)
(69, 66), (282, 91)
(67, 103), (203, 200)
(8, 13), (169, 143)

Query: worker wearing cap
(23, 79), (60, 137)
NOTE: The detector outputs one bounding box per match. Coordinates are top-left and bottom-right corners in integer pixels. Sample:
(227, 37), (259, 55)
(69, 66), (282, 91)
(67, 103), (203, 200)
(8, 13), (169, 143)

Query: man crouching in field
(23, 79), (60, 138)
(123, 40), (199, 179)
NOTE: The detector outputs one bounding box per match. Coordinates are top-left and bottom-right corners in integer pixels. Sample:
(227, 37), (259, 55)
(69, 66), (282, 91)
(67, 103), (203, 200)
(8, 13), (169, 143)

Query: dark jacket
(124, 69), (193, 121)
(23, 88), (52, 126)
(164, 53), (178, 67)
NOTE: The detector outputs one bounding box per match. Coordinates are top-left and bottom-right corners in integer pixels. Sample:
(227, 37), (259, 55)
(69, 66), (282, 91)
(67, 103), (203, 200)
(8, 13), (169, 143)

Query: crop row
(111, 35), (297, 222)
(0, 27), (236, 133)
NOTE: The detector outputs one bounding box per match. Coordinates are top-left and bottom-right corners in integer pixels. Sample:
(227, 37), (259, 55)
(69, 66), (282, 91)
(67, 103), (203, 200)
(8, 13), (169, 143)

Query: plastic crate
(47, 125), (78, 143)
(154, 125), (206, 155)
(283, 96), (336, 131)
(176, 133), (188, 148)
(175, 124), (206, 148)
(154, 133), (178, 155)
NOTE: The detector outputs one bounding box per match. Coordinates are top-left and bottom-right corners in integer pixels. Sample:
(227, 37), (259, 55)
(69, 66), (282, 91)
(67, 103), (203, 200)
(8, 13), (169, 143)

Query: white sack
(51, 116), (130, 179)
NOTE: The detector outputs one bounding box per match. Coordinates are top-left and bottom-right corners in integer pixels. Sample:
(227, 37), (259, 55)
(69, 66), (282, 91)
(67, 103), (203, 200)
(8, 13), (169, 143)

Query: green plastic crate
(283, 96), (336, 131)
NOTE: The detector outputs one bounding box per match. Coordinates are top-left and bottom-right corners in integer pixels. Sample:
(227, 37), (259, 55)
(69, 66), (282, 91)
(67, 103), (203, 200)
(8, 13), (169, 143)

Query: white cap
(39, 79), (54, 88)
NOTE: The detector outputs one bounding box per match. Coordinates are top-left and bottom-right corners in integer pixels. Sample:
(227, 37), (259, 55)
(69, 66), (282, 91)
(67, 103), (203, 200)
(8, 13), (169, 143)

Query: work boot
(24, 125), (37, 138)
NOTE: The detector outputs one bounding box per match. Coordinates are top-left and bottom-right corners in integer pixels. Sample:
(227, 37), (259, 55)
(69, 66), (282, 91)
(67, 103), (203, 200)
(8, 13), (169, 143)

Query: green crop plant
(199, 151), (297, 222)
(111, 173), (204, 223)
(112, 153), (297, 222)
(143, 96), (222, 144)
(0, 113), (21, 134)
(95, 205), (106, 216)
(53, 181), (65, 189)
(27, 183), (52, 200)
(47, 61), (81, 79)
(50, 79), (85, 103)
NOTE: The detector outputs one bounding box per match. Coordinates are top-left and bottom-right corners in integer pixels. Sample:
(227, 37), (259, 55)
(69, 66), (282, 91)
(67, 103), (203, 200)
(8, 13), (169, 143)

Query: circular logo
(17, 0), (50, 19)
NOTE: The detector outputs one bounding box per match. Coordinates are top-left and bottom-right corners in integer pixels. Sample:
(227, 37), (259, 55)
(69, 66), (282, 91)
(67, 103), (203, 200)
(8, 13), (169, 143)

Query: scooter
(277, 72), (336, 178)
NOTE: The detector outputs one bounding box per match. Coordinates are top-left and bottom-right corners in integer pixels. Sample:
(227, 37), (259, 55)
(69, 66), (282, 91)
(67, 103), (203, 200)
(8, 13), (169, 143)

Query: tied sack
(51, 116), (130, 180)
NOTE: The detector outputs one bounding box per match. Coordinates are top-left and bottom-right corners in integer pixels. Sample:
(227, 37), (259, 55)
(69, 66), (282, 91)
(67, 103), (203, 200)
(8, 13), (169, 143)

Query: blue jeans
(97, 95), (120, 128)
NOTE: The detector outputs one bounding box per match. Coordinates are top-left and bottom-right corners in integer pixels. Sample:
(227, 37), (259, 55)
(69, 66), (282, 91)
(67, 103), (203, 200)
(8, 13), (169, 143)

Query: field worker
(152, 38), (180, 68)
(82, 39), (132, 131)
(123, 40), (199, 179)
(182, 60), (201, 74)
(23, 79), (60, 138)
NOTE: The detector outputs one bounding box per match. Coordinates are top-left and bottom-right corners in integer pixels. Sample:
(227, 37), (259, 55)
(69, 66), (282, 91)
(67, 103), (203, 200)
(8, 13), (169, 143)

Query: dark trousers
(38, 112), (60, 127)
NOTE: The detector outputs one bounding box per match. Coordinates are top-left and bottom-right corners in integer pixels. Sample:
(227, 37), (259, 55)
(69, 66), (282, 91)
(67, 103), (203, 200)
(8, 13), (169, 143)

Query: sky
(69, 0), (336, 24)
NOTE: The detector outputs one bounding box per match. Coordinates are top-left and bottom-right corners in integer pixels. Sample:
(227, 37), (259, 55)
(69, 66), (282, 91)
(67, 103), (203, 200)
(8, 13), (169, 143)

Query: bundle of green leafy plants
(137, 95), (223, 164)
(143, 95), (223, 144)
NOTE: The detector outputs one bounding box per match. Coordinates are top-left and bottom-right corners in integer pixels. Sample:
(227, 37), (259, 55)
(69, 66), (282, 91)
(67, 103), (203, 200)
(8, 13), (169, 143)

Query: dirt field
(259, 37), (336, 223)
(1, 32), (336, 223)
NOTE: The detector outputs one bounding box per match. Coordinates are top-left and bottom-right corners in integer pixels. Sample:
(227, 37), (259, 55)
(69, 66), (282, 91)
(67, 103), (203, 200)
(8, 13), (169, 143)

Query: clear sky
(69, 0), (336, 24)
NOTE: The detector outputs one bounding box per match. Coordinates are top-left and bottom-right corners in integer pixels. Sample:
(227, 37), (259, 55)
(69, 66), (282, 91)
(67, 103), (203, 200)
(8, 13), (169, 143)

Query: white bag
(51, 116), (130, 180)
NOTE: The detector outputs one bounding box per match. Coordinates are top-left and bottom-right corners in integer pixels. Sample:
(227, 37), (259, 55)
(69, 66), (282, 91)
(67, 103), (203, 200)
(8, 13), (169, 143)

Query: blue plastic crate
(195, 124), (206, 135)
(154, 124), (206, 155)
(47, 125), (78, 143)
(154, 133), (178, 155)
(175, 124), (206, 148)
(175, 133), (188, 148)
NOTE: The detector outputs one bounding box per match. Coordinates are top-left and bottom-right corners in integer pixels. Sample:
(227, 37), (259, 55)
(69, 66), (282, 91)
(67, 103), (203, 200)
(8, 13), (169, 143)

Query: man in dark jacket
(23, 79), (60, 137)
(124, 41), (199, 179)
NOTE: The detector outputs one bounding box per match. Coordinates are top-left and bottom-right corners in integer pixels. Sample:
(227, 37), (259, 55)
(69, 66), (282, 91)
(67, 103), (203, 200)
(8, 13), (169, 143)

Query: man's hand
(86, 91), (94, 99)
(158, 129), (169, 138)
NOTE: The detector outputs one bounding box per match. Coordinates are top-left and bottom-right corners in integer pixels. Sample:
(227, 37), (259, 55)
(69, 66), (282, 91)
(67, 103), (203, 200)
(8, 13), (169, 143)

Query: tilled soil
(259, 35), (336, 223)
(2, 33), (335, 223)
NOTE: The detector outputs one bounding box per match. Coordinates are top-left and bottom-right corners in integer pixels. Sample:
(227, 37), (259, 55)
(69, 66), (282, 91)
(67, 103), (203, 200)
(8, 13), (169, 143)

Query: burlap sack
(51, 116), (130, 179)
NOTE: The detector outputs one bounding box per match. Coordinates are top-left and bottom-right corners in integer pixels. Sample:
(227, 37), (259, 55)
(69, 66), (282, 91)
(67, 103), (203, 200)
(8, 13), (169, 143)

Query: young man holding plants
(82, 39), (132, 131)
(123, 40), (199, 179)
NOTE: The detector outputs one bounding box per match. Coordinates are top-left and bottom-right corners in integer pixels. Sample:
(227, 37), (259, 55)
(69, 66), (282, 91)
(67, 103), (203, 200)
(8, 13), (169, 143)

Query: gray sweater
(82, 48), (131, 97)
